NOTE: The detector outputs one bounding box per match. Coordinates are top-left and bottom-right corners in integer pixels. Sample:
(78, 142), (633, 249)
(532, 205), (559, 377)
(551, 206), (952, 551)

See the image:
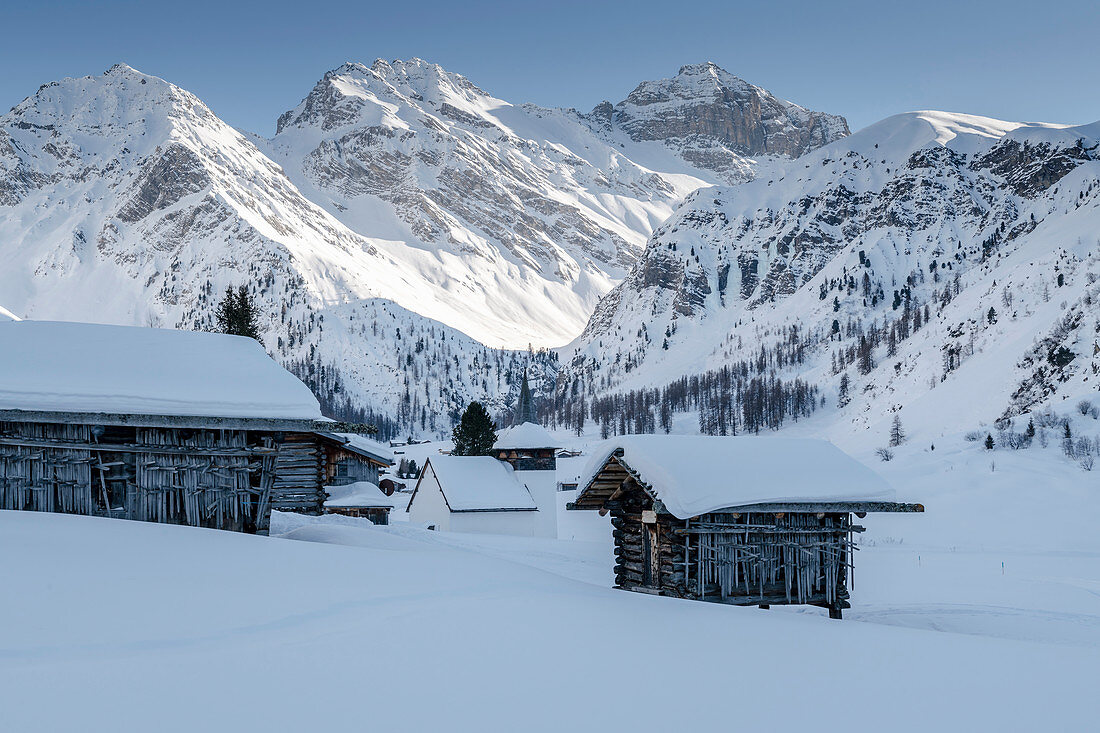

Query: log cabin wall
(609, 489), (689, 598)
(322, 445), (381, 487)
(270, 433), (325, 516)
(0, 420), (285, 533)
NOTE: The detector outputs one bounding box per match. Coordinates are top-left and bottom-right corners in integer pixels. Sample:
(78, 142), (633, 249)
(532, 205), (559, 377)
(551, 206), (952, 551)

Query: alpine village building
(569, 435), (923, 618)
(0, 320), (391, 534)
(406, 422), (560, 537)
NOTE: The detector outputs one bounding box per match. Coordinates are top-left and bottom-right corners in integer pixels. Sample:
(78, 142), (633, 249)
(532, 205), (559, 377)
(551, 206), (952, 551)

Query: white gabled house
(406, 422), (560, 537)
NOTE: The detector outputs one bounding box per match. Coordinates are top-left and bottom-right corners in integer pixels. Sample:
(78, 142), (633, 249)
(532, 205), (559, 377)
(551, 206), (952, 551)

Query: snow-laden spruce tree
(452, 401), (497, 456)
(214, 285), (262, 342)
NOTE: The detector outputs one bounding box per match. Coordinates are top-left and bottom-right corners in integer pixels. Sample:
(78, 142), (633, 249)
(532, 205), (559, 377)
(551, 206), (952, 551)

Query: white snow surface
(323, 481), (394, 508)
(0, 320), (321, 419)
(3, 428), (1098, 733)
(418, 455), (537, 511)
(493, 421), (559, 449)
(578, 436), (896, 518)
(0, 305), (18, 321)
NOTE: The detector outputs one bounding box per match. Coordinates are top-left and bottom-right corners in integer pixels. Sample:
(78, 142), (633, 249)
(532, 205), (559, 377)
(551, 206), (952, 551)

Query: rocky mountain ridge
(561, 111), (1100, 439)
(0, 60), (846, 432)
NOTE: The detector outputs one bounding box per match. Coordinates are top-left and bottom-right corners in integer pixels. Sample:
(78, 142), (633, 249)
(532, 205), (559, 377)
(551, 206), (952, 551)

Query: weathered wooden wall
(611, 499), (855, 613)
(0, 420), (289, 533)
(0, 422), (93, 514)
(270, 433), (325, 516)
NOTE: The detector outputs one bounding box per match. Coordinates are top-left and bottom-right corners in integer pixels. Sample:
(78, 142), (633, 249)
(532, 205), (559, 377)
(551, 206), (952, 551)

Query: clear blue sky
(3, 0), (1097, 136)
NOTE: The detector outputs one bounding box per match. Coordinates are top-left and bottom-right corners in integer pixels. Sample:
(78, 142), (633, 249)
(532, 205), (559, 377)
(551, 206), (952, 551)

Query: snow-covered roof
(494, 422), (558, 450)
(576, 436), (897, 519)
(314, 432), (394, 465)
(417, 455), (537, 512)
(0, 321), (322, 420)
(324, 481), (395, 508)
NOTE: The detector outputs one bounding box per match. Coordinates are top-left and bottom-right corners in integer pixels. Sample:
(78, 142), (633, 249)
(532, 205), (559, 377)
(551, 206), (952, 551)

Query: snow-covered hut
(0, 321), (378, 533)
(406, 422), (560, 537)
(569, 436), (923, 618)
(323, 481), (396, 524)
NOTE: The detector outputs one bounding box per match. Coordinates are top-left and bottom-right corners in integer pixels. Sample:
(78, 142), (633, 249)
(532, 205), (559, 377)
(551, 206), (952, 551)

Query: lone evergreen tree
(984, 433), (995, 450)
(1026, 418), (1036, 439)
(452, 401), (497, 456)
(215, 285), (262, 341)
(889, 415), (906, 447)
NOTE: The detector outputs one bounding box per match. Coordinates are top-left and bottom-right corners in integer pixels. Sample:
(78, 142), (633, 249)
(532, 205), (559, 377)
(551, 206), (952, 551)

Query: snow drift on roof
(494, 422), (558, 449)
(577, 436), (895, 519)
(324, 481), (395, 508)
(0, 321), (322, 420)
(423, 455), (537, 511)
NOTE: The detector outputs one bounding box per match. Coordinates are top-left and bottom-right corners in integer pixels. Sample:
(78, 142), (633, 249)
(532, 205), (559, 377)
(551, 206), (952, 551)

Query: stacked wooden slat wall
(611, 502), (855, 611)
(269, 434), (324, 515)
(0, 421), (284, 533)
(132, 428), (256, 532)
(686, 512), (853, 607)
(0, 422), (92, 514)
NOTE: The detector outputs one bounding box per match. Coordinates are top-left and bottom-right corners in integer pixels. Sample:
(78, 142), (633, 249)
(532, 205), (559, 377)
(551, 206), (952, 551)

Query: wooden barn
(0, 320), (382, 534)
(314, 431), (393, 488)
(569, 436), (923, 618)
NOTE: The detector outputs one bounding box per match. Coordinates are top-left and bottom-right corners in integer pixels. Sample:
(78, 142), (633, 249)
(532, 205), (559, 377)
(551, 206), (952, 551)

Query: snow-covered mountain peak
(601, 62), (850, 182)
(276, 58), (494, 136)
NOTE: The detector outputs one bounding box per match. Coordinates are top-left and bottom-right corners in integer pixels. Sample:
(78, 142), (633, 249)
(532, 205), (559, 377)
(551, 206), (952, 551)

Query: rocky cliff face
(564, 112), (1100, 433)
(590, 62), (850, 183)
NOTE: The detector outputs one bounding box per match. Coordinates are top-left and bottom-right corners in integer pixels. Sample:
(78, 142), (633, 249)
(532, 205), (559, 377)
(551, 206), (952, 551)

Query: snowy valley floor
(2, 441), (1099, 732)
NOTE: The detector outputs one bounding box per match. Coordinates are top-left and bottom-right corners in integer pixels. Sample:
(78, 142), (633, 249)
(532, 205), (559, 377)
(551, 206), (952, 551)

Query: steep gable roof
(411, 456), (537, 512)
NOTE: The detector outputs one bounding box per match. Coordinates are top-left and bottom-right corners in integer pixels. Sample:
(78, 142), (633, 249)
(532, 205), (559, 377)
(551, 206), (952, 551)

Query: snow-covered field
(2, 434), (1098, 732)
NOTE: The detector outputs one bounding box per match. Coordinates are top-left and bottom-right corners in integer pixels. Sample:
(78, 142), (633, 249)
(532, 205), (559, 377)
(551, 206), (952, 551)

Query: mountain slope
(0, 60), (849, 431)
(0, 65), (555, 431)
(562, 111), (1100, 435)
(262, 59), (849, 347)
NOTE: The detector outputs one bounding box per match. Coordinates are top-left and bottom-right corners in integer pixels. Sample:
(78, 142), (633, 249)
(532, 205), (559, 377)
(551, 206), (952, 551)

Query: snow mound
(420, 456), (537, 511)
(577, 436), (897, 519)
(494, 422), (558, 449)
(0, 305), (19, 321)
(324, 481), (395, 508)
(0, 321), (322, 420)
